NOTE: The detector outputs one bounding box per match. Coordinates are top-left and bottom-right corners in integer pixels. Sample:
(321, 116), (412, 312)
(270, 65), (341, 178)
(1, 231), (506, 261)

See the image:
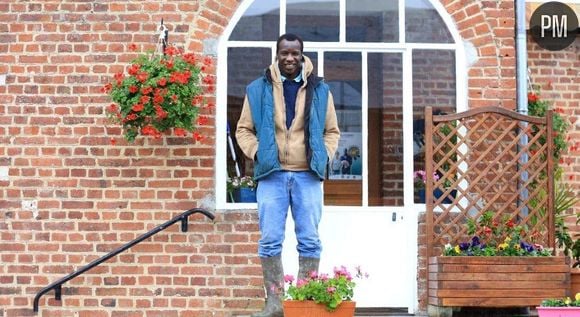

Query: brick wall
(527, 38), (580, 246)
(0, 0), (577, 316)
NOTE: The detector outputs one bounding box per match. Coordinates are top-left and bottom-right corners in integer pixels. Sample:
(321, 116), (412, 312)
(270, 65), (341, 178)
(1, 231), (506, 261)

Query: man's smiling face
(276, 39), (302, 80)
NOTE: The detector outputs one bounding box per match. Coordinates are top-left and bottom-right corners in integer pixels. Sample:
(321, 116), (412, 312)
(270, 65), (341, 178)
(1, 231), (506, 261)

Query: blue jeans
(256, 171), (323, 258)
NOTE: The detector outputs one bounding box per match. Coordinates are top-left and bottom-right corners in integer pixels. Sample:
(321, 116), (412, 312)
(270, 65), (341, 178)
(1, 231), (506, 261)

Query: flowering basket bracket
(103, 23), (214, 143)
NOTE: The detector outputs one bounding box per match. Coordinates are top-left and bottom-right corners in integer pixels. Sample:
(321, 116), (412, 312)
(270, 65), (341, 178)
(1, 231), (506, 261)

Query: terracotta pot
(283, 300), (356, 317)
(536, 306), (580, 317)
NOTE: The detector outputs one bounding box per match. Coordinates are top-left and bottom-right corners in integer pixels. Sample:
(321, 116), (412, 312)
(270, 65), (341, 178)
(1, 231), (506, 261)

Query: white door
(282, 49), (417, 311)
(282, 208), (414, 308)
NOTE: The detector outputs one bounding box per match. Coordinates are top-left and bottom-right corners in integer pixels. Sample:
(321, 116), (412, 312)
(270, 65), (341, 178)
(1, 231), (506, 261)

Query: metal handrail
(33, 208), (215, 313)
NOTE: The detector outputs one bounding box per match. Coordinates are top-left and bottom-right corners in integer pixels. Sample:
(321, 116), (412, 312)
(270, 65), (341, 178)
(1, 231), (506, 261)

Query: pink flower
(414, 170), (440, 184)
(284, 274), (294, 284)
(327, 286), (336, 294)
(296, 279), (308, 288)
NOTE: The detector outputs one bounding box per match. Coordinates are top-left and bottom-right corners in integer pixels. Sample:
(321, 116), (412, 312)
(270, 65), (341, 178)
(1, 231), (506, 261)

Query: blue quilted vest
(246, 74), (329, 180)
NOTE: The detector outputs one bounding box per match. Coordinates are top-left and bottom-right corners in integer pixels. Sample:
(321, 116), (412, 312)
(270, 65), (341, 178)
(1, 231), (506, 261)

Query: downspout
(515, 0), (529, 215)
(516, 0), (528, 115)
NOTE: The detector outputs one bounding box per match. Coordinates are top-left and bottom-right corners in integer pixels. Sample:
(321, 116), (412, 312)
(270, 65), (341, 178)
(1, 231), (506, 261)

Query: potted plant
(537, 293), (580, 317)
(554, 182), (580, 295)
(528, 88), (579, 296)
(102, 44), (213, 143)
(282, 266), (367, 317)
(226, 176), (256, 203)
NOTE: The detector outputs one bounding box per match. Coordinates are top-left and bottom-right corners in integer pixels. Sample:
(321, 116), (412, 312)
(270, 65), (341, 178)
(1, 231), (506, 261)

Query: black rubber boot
(298, 256), (320, 280)
(252, 256), (284, 317)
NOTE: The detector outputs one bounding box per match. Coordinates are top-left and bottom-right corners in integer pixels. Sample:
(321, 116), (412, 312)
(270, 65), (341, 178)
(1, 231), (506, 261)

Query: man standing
(236, 33), (340, 317)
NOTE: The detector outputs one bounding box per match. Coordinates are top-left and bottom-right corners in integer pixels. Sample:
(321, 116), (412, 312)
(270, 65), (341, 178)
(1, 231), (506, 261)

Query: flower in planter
(283, 266), (368, 311)
(443, 210), (552, 256)
(413, 170), (439, 189)
(226, 176), (257, 203)
(226, 175), (256, 191)
(102, 44), (214, 142)
(541, 293), (580, 307)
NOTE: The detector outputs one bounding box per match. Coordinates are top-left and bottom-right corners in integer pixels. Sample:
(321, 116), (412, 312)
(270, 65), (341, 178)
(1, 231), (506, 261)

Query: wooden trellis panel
(424, 106), (555, 257)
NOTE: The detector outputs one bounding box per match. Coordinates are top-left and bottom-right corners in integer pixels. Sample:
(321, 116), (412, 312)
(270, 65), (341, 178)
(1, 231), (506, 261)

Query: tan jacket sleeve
(323, 92), (341, 160)
(235, 95), (258, 161)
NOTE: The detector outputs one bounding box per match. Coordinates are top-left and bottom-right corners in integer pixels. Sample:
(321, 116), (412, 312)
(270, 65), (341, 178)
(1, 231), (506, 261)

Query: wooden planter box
(428, 256), (570, 308)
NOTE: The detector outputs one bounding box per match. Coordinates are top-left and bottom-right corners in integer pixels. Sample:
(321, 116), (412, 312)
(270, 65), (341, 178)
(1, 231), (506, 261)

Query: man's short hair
(276, 33), (304, 53)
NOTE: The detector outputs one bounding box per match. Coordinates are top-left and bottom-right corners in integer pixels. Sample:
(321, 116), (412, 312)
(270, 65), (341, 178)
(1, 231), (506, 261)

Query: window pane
(368, 53), (403, 206)
(412, 49), (456, 203)
(304, 51), (318, 74)
(226, 47), (272, 202)
(405, 0), (453, 43)
(287, 0), (339, 42)
(229, 0), (280, 41)
(324, 52), (362, 206)
(346, 0), (399, 43)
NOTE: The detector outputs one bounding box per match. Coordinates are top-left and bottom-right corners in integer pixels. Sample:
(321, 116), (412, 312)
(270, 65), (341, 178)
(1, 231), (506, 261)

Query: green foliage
(527, 91), (569, 160)
(443, 211), (551, 257)
(528, 90), (579, 266)
(541, 293), (580, 307)
(555, 183), (580, 266)
(284, 266), (367, 311)
(103, 45), (213, 142)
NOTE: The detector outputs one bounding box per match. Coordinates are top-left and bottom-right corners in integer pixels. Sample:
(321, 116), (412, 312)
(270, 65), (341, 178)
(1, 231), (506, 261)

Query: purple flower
(471, 236), (480, 247)
(459, 242), (470, 251)
(521, 241), (534, 252)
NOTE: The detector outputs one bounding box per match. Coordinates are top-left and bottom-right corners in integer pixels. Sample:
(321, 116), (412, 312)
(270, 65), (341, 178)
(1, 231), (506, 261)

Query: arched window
(216, 0), (465, 209)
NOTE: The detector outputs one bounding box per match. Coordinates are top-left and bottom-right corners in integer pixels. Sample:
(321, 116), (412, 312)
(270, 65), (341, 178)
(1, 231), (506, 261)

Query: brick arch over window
(439, 0), (516, 109)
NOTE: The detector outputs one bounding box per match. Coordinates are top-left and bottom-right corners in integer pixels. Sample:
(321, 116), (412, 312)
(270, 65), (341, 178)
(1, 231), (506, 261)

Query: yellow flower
(565, 297), (571, 305)
(454, 245), (460, 254)
(498, 243), (508, 251)
(575, 293), (580, 301)
(504, 236), (511, 243)
(514, 244), (521, 250)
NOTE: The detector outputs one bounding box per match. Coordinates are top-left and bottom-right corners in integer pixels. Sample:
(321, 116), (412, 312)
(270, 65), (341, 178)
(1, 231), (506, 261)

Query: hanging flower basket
(102, 44), (214, 143)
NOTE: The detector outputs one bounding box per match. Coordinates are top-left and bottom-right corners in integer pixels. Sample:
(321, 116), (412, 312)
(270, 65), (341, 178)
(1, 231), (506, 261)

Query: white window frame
(216, 0), (465, 211)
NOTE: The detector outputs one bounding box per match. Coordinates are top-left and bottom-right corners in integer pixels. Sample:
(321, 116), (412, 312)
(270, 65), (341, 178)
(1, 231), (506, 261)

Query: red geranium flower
(105, 44), (207, 142)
